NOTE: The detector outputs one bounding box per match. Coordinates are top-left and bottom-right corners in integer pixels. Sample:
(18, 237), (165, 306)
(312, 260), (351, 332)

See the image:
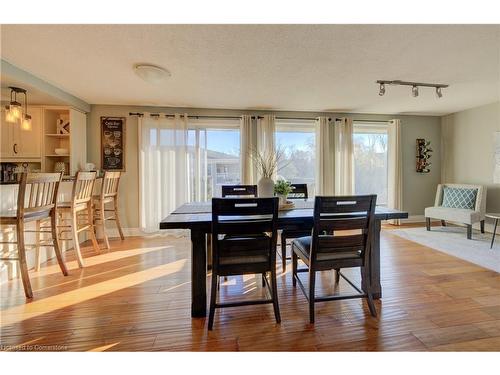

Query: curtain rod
(257, 116), (330, 121)
(350, 119), (390, 123)
(129, 112), (241, 120)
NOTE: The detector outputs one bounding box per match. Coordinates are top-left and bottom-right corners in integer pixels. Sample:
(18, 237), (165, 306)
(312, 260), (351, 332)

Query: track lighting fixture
(436, 87), (443, 98)
(412, 85), (419, 97)
(376, 80), (448, 98)
(378, 82), (385, 96)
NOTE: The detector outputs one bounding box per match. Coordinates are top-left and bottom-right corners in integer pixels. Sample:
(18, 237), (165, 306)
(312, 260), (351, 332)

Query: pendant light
(5, 87), (32, 130)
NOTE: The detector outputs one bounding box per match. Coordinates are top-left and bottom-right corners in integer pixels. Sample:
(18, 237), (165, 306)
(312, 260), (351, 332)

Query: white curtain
(240, 115), (256, 184)
(387, 119), (403, 225)
(315, 116), (335, 195)
(335, 117), (354, 195)
(256, 114), (276, 179)
(139, 113), (189, 233)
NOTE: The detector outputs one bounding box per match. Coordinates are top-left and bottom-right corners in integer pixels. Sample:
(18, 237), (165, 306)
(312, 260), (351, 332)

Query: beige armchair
(424, 184), (487, 239)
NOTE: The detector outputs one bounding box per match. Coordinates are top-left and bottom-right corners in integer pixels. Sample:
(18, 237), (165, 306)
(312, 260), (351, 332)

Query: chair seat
(292, 236), (362, 262)
(425, 206), (482, 224)
(57, 202), (88, 212)
(92, 196), (114, 204)
(219, 254), (269, 265)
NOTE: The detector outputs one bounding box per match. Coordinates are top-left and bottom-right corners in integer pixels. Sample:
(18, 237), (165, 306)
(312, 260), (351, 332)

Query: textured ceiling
(1, 24), (499, 115)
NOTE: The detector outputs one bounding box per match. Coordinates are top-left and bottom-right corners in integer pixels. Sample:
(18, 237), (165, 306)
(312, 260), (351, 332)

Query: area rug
(390, 226), (500, 273)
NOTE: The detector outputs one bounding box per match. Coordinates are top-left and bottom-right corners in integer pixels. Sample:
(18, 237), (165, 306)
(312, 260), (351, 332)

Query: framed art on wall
(101, 117), (126, 171)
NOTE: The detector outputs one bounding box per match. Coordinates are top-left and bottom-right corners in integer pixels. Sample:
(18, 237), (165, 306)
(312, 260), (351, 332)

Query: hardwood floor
(1, 226), (500, 351)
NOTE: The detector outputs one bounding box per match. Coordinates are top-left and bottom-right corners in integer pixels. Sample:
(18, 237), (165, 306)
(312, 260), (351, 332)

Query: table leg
(191, 229), (207, 317)
(491, 219), (498, 249)
(362, 219), (382, 299)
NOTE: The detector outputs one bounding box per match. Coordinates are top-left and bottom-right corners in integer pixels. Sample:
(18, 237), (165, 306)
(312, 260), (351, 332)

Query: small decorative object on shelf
(57, 114), (70, 134)
(274, 179), (292, 205)
(416, 138), (433, 173)
(54, 161), (66, 174)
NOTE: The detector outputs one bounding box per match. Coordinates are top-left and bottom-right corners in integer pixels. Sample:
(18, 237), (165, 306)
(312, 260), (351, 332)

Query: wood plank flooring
(1, 225), (500, 351)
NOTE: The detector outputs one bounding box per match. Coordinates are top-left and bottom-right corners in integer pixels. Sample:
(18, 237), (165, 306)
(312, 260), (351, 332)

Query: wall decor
(495, 132), (500, 183)
(101, 117), (126, 171)
(57, 114), (70, 134)
(416, 138), (432, 173)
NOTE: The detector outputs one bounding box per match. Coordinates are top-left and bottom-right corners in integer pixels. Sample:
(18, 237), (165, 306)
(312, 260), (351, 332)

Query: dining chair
(221, 184), (258, 197)
(0, 172), (68, 298)
(57, 171), (100, 268)
(291, 195), (377, 323)
(280, 183), (309, 271)
(93, 171), (125, 249)
(208, 197), (280, 330)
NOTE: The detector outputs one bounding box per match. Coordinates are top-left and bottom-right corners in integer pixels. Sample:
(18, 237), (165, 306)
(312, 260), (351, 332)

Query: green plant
(274, 179), (292, 196)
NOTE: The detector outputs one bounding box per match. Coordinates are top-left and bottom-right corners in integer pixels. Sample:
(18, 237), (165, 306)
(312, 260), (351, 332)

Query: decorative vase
(278, 194), (287, 205)
(258, 177), (274, 197)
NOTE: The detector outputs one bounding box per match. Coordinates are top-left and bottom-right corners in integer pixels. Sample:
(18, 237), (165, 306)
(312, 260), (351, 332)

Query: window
(187, 119), (241, 201)
(353, 122), (388, 205)
(275, 119), (316, 195)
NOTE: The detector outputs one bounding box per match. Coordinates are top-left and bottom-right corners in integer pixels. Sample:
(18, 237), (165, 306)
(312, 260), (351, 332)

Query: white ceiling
(1, 24), (499, 115)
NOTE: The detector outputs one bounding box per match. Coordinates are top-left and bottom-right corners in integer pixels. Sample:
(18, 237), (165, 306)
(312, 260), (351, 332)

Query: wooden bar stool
(93, 171), (125, 249)
(0, 172), (68, 298)
(57, 171), (100, 268)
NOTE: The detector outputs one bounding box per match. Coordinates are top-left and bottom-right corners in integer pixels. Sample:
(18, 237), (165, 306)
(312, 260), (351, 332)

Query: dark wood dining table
(160, 199), (408, 317)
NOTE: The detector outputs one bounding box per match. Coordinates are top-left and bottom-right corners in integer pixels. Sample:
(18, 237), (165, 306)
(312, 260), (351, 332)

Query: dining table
(160, 199), (408, 317)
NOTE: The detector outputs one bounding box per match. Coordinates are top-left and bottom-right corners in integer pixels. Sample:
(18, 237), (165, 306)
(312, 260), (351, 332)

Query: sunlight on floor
(0, 259), (187, 327)
(87, 343), (119, 352)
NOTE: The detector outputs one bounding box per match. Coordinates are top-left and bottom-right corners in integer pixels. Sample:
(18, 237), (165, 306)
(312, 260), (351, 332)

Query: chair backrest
(288, 183), (308, 199)
(221, 185), (258, 197)
(435, 183), (486, 215)
(17, 172), (63, 218)
(310, 195), (377, 264)
(211, 197), (279, 261)
(100, 171), (121, 200)
(71, 171), (97, 206)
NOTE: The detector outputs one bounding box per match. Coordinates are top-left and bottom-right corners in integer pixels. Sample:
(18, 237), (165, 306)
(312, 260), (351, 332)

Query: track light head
(436, 87), (443, 98)
(412, 85), (419, 97)
(378, 83), (385, 96)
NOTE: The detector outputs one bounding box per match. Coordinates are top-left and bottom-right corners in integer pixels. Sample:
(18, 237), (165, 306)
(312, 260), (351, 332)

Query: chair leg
(441, 220), (446, 227)
(363, 266), (377, 317)
(270, 267), (281, 324)
(491, 219), (498, 249)
(114, 199), (125, 240)
(308, 269), (316, 324)
(426, 217), (431, 231)
(467, 224), (472, 240)
(100, 202), (110, 250)
(334, 268), (340, 284)
(51, 213), (68, 276)
(16, 221), (33, 299)
(34, 220), (41, 272)
(87, 204), (100, 253)
(71, 211), (85, 268)
(262, 273), (266, 287)
(480, 220), (485, 234)
(281, 233), (287, 272)
(208, 273), (218, 330)
(292, 251), (298, 287)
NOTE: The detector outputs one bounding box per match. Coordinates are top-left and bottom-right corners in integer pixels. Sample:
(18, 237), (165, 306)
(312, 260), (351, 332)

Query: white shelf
(45, 133), (70, 138)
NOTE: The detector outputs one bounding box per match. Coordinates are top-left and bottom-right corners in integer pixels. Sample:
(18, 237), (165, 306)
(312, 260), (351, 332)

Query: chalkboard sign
(101, 117), (126, 171)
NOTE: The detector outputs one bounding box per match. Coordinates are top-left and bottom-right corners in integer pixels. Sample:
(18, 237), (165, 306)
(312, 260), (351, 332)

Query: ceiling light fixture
(436, 87), (443, 98)
(5, 87), (31, 130)
(376, 80), (448, 98)
(134, 63), (171, 84)
(412, 85), (419, 98)
(378, 82), (385, 96)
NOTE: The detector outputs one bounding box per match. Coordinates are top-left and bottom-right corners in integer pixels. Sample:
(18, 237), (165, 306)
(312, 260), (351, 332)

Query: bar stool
(0, 172), (68, 298)
(57, 171), (100, 268)
(92, 171), (125, 249)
